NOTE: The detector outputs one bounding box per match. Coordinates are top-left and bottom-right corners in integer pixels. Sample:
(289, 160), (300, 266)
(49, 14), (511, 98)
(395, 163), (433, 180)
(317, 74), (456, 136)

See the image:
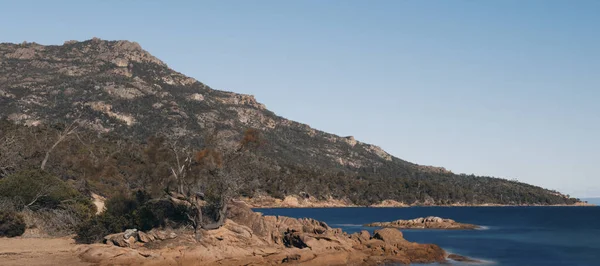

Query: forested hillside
(0, 39), (581, 206)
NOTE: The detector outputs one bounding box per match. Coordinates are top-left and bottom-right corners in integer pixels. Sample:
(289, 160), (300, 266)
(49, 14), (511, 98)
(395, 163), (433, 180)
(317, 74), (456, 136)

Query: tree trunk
(40, 150), (51, 170)
(202, 200), (228, 230)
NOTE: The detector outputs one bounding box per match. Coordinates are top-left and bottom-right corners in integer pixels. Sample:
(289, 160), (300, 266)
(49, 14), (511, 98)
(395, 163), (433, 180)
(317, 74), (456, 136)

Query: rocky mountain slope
(0, 39), (581, 206)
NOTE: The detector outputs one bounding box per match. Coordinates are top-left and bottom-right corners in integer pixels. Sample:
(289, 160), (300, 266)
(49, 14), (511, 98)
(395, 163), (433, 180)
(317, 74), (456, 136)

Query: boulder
(152, 230), (169, 240)
(103, 229), (139, 248)
(224, 220), (253, 238)
(403, 243), (446, 263)
(357, 230), (371, 243)
(373, 228), (404, 244)
(104, 233), (129, 247)
(125, 236), (137, 247)
(350, 230), (372, 245)
(299, 218), (330, 234)
(137, 231), (155, 243)
(448, 254), (482, 263)
(369, 228), (446, 262)
(227, 201), (273, 239)
(123, 229), (138, 239)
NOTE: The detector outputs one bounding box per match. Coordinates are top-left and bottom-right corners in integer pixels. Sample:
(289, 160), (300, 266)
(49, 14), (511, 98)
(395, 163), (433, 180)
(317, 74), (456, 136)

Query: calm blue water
(255, 207), (600, 266)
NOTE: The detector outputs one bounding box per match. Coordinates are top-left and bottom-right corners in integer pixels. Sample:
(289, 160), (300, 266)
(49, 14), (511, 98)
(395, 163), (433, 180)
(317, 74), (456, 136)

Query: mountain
(0, 38), (582, 206)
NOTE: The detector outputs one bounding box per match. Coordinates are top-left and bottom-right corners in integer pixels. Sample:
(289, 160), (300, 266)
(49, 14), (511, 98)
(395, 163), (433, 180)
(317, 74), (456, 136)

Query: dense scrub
(0, 39), (581, 212)
(0, 170), (95, 212)
(0, 120), (580, 206)
(75, 190), (189, 243)
(0, 210), (26, 237)
(0, 169), (96, 236)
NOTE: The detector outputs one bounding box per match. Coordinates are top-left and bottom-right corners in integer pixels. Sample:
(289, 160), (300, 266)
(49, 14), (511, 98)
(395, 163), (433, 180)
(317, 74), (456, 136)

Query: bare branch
(158, 127), (261, 232)
(40, 120), (79, 170)
(25, 183), (57, 208)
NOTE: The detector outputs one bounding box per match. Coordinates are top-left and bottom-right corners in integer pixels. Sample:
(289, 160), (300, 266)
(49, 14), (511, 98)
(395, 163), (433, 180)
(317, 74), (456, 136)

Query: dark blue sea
(254, 207), (600, 266)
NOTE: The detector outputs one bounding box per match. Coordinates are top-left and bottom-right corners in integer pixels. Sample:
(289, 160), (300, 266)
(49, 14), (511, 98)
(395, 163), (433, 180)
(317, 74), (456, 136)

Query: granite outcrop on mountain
(0, 38), (583, 206)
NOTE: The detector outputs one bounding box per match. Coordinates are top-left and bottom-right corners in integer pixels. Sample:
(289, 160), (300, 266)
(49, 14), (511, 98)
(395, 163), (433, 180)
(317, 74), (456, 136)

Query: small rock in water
(448, 254), (481, 263)
(364, 216), (479, 229)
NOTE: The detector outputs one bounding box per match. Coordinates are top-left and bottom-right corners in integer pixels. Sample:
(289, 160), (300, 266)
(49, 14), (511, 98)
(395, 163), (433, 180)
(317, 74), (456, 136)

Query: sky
(1, 0), (598, 197)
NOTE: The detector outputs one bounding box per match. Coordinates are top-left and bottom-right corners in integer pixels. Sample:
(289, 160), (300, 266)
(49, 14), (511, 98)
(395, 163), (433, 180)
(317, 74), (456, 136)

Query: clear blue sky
(1, 0), (599, 197)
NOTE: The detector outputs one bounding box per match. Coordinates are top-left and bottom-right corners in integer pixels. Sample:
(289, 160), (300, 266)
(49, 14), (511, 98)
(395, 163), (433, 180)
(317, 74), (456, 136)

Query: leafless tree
(166, 138), (194, 196)
(40, 121), (79, 170)
(163, 128), (261, 232)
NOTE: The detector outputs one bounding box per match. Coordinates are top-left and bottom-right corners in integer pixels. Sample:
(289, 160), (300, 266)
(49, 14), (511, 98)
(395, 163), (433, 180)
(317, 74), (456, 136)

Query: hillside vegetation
(0, 39), (580, 209)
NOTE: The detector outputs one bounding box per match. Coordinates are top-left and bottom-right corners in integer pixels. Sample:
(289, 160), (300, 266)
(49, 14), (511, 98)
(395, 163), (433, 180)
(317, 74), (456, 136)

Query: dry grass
(20, 208), (82, 237)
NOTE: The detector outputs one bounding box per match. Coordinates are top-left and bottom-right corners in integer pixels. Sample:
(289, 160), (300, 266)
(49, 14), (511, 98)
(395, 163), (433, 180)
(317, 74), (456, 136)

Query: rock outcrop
(448, 253), (483, 263)
(103, 228), (178, 248)
(240, 195), (356, 208)
(365, 216), (480, 230)
(368, 199), (409, 207)
(80, 202), (461, 265)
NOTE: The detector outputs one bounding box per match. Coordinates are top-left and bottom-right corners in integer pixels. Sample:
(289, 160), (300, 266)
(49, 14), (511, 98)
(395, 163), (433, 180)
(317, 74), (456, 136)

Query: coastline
(0, 201), (462, 265)
(241, 195), (596, 209)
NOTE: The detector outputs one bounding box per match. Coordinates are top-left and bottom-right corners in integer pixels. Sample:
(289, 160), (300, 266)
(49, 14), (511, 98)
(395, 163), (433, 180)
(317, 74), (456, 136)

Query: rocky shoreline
(365, 216), (480, 230)
(241, 195), (596, 208)
(69, 201), (480, 265)
(3, 198), (585, 265)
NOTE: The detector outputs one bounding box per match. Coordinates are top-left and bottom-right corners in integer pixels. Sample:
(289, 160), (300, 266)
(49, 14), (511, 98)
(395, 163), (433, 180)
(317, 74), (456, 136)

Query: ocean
(255, 206), (600, 266)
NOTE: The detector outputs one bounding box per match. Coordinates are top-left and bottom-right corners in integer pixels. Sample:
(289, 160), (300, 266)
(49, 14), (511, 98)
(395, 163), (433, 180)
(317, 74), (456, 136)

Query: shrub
(104, 193), (139, 218)
(75, 213), (128, 244)
(0, 197), (17, 212)
(0, 169), (96, 214)
(0, 210), (26, 237)
(76, 193), (141, 243)
(137, 199), (188, 230)
(104, 190), (188, 230)
(0, 169), (96, 235)
(21, 208), (85, 237)
(75, 190), (189, 243)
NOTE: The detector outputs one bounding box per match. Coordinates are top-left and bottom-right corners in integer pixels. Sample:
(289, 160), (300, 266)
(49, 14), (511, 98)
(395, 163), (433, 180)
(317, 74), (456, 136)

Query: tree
(164, 128), (262, 232)
(40, 120), (79, 170)
(166, 136), (194, 196)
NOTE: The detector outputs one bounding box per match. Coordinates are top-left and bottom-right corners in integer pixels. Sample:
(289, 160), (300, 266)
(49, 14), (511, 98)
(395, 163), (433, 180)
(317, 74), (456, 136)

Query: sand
(0, 237), (89, 266)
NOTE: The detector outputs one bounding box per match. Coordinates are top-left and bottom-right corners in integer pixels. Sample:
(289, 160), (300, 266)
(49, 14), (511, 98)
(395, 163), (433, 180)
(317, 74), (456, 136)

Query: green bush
(75, 190), (189, 243)
(0, 169), (95, 214)
(137, 199), (188, 230)
(75, 213), (128, 244)
(104, 193), (139, 218)
(76, 193), (140, 243)
(0, 210), (26, 237)
(0, 169), (96, 235)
